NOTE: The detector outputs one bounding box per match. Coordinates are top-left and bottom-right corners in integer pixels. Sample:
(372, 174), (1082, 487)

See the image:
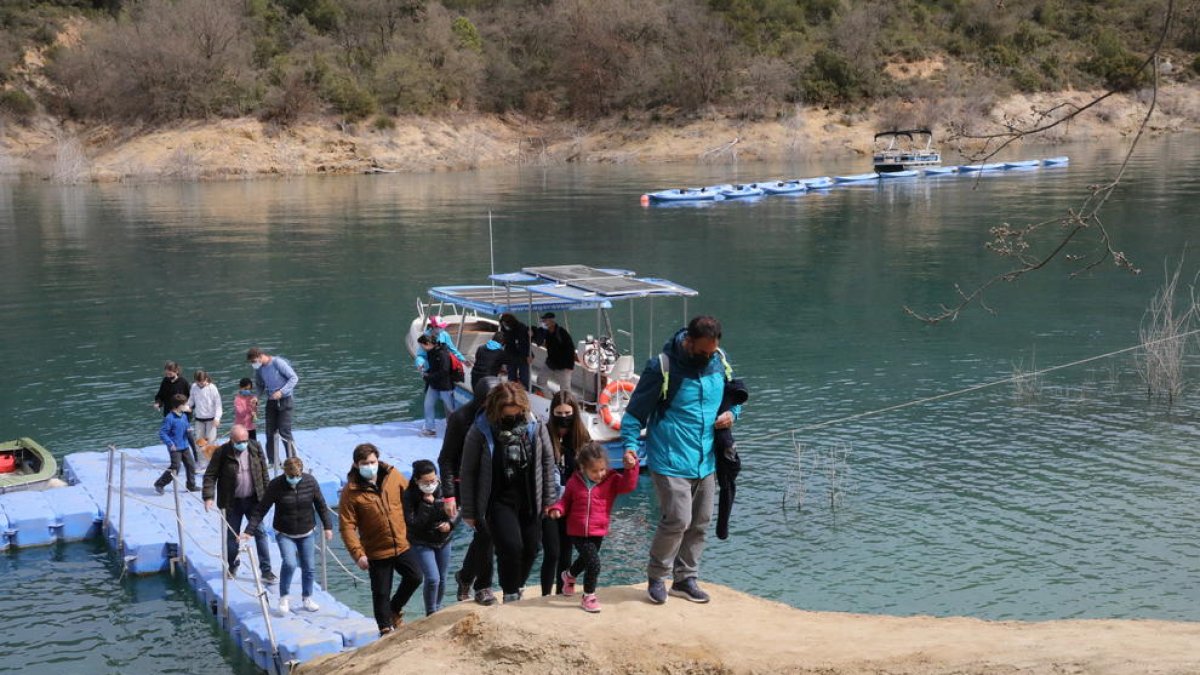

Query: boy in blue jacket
(154, 394), (198, 494)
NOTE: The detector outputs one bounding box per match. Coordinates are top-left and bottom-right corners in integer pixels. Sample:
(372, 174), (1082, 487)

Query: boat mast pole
(488, 211), (495, 282)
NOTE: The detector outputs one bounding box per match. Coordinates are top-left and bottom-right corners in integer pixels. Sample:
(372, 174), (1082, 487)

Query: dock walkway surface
(0, 420), (443, 673)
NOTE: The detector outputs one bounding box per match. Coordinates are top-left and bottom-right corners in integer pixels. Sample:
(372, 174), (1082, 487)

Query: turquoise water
(2, 136), (1200, 672)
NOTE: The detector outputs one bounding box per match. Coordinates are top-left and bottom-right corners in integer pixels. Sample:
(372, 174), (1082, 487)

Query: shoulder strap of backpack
(658, 348), (732, 409)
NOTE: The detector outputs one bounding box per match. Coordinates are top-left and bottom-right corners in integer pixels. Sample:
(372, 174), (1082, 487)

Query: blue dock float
(0, 419), (445, 672)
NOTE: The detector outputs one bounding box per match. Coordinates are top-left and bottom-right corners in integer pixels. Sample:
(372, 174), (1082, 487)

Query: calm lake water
(2, 136), (1200, 673)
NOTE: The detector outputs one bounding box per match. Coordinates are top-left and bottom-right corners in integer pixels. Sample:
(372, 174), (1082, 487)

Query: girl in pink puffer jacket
(547, 442), (640, 613)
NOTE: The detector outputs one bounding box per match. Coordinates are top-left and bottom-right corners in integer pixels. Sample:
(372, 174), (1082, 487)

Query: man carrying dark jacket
(203, 424), (276, 583)
(532, 312), (575, 393)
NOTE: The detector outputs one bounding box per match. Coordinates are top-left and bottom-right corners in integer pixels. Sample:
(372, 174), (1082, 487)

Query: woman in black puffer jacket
(244, 456), (333, 616)
(404, 459), (455, 616)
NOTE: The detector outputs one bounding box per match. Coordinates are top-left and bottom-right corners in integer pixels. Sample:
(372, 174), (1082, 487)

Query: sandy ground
(2, 83), (1198, 182)
(300, 583), (1200, 675)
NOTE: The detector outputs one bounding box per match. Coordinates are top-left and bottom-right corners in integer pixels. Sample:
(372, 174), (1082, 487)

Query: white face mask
(418, 481), (439, 495)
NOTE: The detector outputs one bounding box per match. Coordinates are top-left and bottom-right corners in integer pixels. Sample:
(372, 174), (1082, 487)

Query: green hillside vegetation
(1, 0), (1198, 126)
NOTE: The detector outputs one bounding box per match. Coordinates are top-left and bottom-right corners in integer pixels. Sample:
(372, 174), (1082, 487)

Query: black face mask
(687, 351), (711, 369)
(553, 414), (575, 428)
(499, 414), (524, 430)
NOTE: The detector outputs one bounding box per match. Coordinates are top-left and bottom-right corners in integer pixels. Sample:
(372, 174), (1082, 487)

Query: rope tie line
(746, 328), (1200, 445)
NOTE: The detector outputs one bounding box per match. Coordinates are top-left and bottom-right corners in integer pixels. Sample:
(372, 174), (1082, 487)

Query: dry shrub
(50, 136), (88, 183)
(1136, 258), (1198, 402)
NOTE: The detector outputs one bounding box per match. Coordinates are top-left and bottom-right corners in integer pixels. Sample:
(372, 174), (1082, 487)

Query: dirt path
(300, 583), (1200, 674)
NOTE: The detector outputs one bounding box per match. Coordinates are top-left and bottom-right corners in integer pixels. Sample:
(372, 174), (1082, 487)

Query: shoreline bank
(300, 583), (1200, 674)
(2, 84), (1198, 183)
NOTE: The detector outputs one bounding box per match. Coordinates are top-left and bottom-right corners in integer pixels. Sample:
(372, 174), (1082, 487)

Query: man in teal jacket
(620, 316), (739, 605)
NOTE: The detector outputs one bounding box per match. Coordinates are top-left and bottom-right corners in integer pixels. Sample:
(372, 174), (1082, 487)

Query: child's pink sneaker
(580, 593), (601, 613)
(560, 570), (576, 596)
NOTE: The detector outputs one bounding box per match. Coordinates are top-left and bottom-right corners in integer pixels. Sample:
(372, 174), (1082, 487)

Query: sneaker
(502, 592), (520, 604)
(669, 578), (710, 603)
(455, 571), (471, 602)
(261, 571), (278, 585)
(420, 428), (437, 437)
(154, 485), (165, 496)
(391, 611), (404, 628)
(580, 593), (601, 613)
(186, 484), (200, 492)
(225, 565), (238, 580)
(560, 570), (577, 596)
(301, 597), (320, 612)
(647, 578), (667, 605)
(276, 597), (290, 616)
(378, 626), (395, 638)
(474, 588), (497, 606)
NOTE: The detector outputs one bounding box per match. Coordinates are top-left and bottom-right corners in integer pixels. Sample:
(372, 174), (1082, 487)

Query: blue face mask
(250, 362), (262, 371)
(234, 441), (248, 452)
(286, 475), (302, 486)
(358, 464), (378, 480)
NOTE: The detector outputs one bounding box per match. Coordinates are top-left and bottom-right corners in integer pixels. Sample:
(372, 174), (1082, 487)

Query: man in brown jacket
(339, 443), (424, 635)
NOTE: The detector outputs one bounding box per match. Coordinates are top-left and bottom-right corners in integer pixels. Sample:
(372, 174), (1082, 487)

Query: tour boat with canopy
(872, 128), (942, 173)
(407, 265), (699, 450)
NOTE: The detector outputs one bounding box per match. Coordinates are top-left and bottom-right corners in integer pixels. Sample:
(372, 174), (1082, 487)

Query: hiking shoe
(301, 597), (320, 612)
(474, 588), (497, 606)
(391, 611), (404, 628)
(225, 565), (238, 580)
(647, 578), (667, 605)
(261, 571), (278, 585)
(455, 571), (471, 602)
(276, 597), (290, 616)
(154, 484), (165, 496)
(580, 593), (601, 613)
(560, 570), (577, 596)
(186, 484), (200, 492)
(378, 626), (395, 637)
(670, 578), (710, 603)
(502, 592), (521, 604)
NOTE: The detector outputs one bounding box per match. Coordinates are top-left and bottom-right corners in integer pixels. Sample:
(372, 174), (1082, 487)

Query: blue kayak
(1042, 156), (1069, 165)
(1003, 159), (1040, 168)
(924, 166), (958, 175)
(802, 176), (834, 189)
(760, 180), (807, 195)
(834, 172), (879, 183)
(646, 186), (724, 202)
(879, 170), (919, 178)
(720, 184), (765, 199)
(958, 163), (1004, 172)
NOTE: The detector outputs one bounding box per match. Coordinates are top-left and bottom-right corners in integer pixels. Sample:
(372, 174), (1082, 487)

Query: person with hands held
(203, 424), (275, 583)
(547, 443), (640, 613)
(403, 459), (455, 616)
(154, 394), (199, 495)
(338, 443), (423, 636)
(241, 456), (333, 616)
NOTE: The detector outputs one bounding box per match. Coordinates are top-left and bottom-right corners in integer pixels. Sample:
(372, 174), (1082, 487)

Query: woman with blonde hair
(459, 382), (557, 603)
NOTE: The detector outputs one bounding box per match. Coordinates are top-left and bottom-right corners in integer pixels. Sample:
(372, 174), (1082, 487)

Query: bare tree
(904, 0), (1178, 324)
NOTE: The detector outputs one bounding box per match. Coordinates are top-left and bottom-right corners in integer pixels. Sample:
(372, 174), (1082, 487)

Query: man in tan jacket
(339, 443), (423, 635)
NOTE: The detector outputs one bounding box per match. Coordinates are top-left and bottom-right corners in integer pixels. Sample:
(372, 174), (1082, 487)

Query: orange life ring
(598, 380), (636, 430)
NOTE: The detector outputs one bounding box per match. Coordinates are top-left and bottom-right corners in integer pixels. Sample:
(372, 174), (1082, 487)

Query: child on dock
(154, 394), (198, 494)
(403, 459), (454, 616)
(234, 378), (259, 442)
(547, 442), (639, 613)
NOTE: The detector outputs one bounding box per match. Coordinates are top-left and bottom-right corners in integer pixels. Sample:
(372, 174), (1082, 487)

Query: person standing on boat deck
(242, 456), (332, 616)
(339, 443), (424, 636)
(440, 377), (500, 606)
(188, 370), (222, 452)
(421, 315), (468, 365)
(246, 346), (298, 466)
(417, 335), (457, 438)
(203, 424), (276, 584)
(459, 382), (557, 603)
(540, 390), (590, 595)
(620, 316), (739, 605)
(532, 312), (576, 393)
(471, 332), (508, 388)
(154, 394), (199, 494)
(153, 361), (199, 462)
(499, 313), (532, 390)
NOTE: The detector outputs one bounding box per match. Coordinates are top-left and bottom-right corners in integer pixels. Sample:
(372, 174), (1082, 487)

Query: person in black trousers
(153, 360), (199, 463)
(499, 313), (532, 390)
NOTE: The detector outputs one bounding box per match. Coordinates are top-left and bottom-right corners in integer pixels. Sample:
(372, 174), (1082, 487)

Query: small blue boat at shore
(1043, 156), (1069, 165)
(646, 186), (725, 202)
(958, 163), (1004, 172)
(1003, 159), (1041, 168)
(924, 166), (958, 175)
(834, 172), (879, 183)
(760, 180), (807, 195)
(879, 170), (919, 179)
(802, 176), (834, 189)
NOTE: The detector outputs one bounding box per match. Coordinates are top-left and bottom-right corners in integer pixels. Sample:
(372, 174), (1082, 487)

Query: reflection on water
(3, 136), (1200, 673)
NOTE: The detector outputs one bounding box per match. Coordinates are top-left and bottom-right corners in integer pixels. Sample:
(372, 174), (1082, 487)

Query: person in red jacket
(547, 442), (639, 613)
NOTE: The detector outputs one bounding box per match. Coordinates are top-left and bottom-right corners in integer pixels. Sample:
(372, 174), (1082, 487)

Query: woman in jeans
(459, 382), (557, 603)
(243, 456), (333, 615)
(403, 459), (455, 615)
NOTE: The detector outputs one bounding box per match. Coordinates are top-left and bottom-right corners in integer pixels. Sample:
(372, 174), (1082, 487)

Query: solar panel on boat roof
(522, 265), (665, 295)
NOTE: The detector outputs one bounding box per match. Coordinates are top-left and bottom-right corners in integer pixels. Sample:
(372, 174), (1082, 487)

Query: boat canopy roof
(429, 264), (697, 314)
(874, 128), (934, 141)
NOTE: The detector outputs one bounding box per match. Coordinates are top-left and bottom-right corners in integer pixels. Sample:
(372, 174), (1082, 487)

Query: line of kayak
(642, 156), (1068, 203)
